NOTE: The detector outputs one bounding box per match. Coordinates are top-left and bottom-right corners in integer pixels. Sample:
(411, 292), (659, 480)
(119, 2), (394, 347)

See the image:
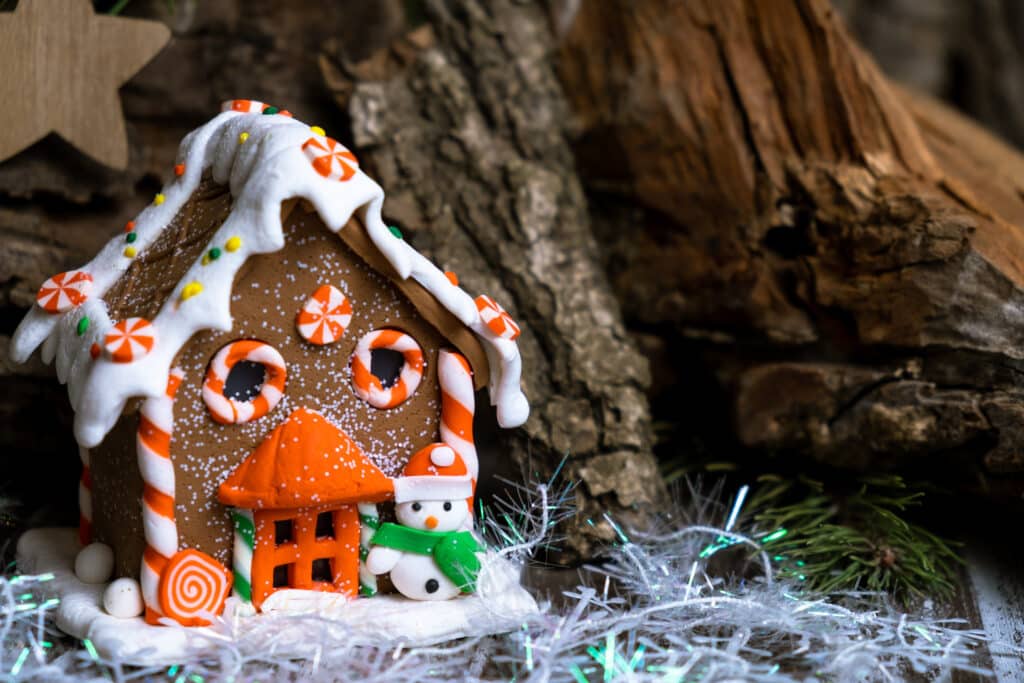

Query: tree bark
(321, 1), (666, 558)
(556, 0), (1024, 495)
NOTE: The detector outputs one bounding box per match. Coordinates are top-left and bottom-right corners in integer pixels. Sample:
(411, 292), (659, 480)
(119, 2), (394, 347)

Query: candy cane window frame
(350, 329), (425, 409)
(202, 340), (287, 424)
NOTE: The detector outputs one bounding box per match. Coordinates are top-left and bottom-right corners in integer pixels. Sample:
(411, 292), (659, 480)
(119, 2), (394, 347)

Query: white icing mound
(18, 528), (540, 666)
(9, 104), (528, 448)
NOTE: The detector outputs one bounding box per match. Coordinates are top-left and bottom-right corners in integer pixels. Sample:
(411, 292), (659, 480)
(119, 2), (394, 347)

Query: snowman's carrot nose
(425, 515), (439, 529)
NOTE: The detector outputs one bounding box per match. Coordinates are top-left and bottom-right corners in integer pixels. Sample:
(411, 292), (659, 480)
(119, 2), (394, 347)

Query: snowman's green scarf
(370, 523), (483, 593)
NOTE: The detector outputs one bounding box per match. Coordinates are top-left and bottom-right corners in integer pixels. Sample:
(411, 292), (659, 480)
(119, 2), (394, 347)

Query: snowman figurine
(367, 444), (482, 601)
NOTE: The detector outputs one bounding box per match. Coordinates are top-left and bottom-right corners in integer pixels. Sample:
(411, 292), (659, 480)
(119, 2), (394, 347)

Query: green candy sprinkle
(76, 317), (89, 336)
(126, 232), (137, 243)
(208, 247), (222, 260)
(262, 106), (279, 115)
(388, 225), (403, 239)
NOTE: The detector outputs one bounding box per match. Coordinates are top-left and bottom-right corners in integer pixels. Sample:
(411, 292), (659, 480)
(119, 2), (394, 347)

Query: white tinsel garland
(0, 473), (1016, 682)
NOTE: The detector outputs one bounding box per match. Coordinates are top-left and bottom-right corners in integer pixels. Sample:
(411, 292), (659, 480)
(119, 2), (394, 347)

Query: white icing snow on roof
(9, 102), (529, 448)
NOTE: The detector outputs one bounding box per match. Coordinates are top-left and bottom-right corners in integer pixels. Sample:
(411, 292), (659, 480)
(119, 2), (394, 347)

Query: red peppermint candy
(104, 317), (156, 363)
(302, 136), (358, 182)
(475, 295), (521, 341)
(36, 270), (93, 314)
(296, 284), (352, 345)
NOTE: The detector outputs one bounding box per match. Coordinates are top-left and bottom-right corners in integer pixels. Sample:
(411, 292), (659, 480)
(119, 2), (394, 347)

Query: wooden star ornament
(0, 0), (170, 170)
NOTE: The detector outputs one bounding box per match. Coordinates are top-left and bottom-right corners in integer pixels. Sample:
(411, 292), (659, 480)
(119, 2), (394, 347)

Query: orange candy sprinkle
(125, 221), (135, 233)
(174, 163), (185, 176)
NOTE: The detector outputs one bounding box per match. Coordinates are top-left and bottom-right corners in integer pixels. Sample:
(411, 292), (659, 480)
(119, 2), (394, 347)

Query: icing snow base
(17, 528), (540, 666)
(9, 105), (528, 448)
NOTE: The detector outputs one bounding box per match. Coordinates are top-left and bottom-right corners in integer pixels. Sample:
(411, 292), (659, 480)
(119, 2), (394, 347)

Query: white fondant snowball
(74, 542), (114, 584)
(430, 445), (456, 467)
(103, 577), (145, 618)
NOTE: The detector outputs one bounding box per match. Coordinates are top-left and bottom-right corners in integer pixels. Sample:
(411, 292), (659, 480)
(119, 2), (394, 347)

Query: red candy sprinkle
(125, 221), (135, 233)
(90, 343), (101, 359)
(174, 163), (185, 176)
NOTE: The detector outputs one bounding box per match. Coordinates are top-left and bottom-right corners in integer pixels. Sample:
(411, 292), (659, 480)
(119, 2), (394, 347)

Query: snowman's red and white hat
(392, 443), (474, 503)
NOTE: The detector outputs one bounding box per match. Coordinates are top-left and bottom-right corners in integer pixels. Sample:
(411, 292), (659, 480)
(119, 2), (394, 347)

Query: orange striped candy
(475, 295), (521, 340)
(350, 329), (424, 409)
(158, 549), (232, 627)
(36, 270), (93, 314)
(203, 340), (287, 424)
(302, 136), (359, 182)
(296, 284), (352, 345)
(221, 99), (265, 114)
(103, 317), (156, 363)
(220, 99), (293, 117)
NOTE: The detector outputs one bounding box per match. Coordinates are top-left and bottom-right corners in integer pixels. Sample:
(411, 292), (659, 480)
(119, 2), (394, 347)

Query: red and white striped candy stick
(137, 369), (184, 625)
(78, 446), (92, 545)
(438, 350), (478, 481)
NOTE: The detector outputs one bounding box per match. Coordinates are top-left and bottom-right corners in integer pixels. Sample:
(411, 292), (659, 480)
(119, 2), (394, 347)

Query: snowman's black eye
(411, 502), (422, 512)
(443, 502), (452, 511)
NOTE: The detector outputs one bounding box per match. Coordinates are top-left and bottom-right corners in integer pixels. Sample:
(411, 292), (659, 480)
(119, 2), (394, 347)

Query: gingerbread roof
(8, 100), (530, 448)
(217, 408), (394, 509)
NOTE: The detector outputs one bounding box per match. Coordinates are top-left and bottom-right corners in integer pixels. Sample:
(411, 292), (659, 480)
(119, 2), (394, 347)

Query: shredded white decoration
(3, 475), (1015, 681)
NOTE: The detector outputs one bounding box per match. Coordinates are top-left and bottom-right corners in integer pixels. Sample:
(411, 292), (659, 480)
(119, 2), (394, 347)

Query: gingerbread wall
(91, 199), (483, 575)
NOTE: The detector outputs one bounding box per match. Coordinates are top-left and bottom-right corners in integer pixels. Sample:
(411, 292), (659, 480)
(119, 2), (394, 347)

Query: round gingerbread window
(203, 340), (287, 424)
(350, 329), (424, 409)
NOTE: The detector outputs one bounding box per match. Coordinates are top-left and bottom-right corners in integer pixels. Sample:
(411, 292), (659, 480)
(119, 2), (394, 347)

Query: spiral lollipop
(158, 549), (232, 626)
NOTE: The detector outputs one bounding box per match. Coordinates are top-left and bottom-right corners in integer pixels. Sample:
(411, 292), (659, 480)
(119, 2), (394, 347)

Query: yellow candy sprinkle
(310, 126), (325, 136)
(225, 236), (242, 252)
(124, 246), (137, 258)
(239, 132), (249, 144)
(154, 194), (165, 205)
(180, 281), (203, 301)
(201, 254), (211, 265)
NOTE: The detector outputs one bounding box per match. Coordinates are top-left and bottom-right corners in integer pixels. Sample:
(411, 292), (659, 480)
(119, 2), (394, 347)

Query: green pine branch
(747, 473), (962, 603)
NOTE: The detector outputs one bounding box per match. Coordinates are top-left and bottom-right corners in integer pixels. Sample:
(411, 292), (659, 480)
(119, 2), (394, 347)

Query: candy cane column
(137, 368), (184, 624)
(438, 350), (478, 481)
(78, 446), (92, 545)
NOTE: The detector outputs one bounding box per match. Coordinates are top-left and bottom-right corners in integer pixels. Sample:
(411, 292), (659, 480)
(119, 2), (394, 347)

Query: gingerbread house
(10, 100), (529, 626)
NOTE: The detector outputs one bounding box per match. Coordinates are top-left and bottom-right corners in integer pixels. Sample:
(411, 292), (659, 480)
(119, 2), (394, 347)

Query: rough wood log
(555, 0), (1024, 495)
(321, 1), (666, 558)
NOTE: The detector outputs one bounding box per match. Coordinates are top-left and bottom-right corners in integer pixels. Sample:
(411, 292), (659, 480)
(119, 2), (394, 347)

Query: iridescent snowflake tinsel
(0, 474), (1012, 682)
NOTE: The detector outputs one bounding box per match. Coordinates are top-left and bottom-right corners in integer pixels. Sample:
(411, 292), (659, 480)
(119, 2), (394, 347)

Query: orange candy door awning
(217, 408), (394, 510)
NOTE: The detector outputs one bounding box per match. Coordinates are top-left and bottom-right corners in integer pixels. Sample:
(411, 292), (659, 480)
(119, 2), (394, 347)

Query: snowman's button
(425, 579), (439, 594)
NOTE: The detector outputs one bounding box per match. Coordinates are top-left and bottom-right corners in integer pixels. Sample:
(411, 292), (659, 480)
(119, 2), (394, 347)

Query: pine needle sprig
(748, 474), (962, 602)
